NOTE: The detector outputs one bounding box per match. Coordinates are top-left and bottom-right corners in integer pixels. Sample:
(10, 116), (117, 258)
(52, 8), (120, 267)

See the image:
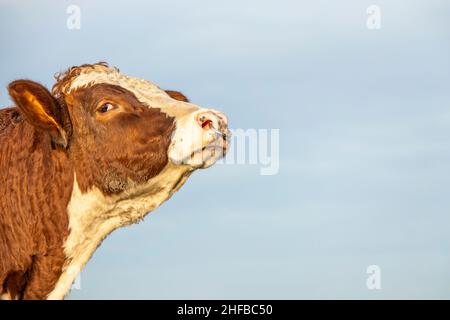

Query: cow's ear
(8, 80), (69, 148)
(165, 90), (190, 102)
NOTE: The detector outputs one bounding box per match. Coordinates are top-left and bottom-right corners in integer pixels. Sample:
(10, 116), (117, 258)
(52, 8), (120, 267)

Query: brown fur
(164, 90), (190, 102)
(0, 63), (187, 299)
(65, 83), (175, 194)
(0, 110), (72, 299)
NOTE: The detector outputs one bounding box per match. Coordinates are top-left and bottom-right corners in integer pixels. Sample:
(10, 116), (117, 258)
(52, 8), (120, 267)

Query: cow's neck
(0, 119), (75, 300)
(47, 162), (192, 300)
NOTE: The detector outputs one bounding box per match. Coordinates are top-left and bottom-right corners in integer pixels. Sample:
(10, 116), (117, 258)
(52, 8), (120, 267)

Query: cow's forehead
(66, 65), (160, 94)
(62, 64), (197, 118)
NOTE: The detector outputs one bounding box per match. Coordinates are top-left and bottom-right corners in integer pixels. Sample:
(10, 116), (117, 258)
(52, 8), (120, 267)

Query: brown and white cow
(0, 62), (229, 300)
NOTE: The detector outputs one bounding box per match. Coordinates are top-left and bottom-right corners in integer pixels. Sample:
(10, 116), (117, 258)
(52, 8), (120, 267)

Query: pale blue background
(1, 0), (449, 299)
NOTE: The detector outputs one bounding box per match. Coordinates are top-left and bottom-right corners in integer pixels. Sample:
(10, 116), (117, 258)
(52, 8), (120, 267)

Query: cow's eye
(97, 103), (116, 113)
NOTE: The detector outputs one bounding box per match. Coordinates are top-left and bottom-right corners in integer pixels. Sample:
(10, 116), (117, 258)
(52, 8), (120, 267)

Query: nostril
(197, 110), (228, 133)
(201, 119), (213, 129)
(197, 113), (214, 129)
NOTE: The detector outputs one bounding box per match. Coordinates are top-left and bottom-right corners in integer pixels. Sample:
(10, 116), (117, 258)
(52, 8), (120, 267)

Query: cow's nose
(196, 109), (228, 136)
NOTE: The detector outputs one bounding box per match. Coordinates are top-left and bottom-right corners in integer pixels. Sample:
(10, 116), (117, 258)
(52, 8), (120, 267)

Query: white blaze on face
(169, 108), (229, 168)
(65, 64), (228, 168)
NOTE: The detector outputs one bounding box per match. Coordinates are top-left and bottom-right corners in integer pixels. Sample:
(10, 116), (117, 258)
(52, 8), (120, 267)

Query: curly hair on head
(52, 62), (118, 98)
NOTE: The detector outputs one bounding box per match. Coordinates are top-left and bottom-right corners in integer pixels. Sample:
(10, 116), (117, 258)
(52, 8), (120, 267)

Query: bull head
(4, 62), (230, 299)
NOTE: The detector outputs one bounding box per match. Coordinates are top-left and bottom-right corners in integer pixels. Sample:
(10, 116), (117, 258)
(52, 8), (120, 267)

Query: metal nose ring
(212, 127), (227, 140)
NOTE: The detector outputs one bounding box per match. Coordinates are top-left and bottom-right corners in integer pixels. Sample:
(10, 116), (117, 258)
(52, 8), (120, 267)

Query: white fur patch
(64, 64), (198, 118)
(47, 163), (192, 300)
(168, 110), (224, 168)
(0, 291), (12, 300)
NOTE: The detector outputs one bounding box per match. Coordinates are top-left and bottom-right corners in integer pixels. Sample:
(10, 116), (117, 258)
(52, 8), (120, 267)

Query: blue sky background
(1, 0), (450, 299)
